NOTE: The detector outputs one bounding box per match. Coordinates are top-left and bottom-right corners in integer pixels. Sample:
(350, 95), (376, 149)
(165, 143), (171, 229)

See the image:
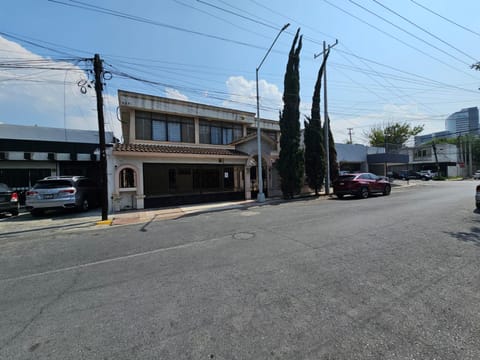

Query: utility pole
(347, 128), (353, 144)
(431, 140), (440, 176)
(321, 39), (338, 195)
(93, 54), (108, 221)
(468, 134), (473, 177)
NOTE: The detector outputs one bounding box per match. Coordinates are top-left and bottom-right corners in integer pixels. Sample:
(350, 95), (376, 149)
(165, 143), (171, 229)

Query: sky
(1, 0), (480, 145)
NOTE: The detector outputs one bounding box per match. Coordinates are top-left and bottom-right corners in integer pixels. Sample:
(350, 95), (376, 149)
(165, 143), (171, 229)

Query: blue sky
(1, 0), (480, 144)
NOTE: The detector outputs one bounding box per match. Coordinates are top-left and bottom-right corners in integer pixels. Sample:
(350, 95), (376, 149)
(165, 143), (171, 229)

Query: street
(0, 181), (479, 359)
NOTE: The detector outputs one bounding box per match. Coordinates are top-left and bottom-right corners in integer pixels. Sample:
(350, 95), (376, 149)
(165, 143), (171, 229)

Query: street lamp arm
(255, 23), (290, 203)
(257, 23), (290, 72)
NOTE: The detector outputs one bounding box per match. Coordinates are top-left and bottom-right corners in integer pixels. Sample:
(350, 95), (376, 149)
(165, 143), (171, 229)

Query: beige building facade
(110, 90), (281, 211)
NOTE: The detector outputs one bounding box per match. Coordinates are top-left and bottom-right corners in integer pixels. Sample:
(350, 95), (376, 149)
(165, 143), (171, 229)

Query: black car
(0, 183), (19, 216)
(398, 170), (432, 180)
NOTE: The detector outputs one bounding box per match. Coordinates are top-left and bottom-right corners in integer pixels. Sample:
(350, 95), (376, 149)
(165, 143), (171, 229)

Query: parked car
(0, 183), (19, 216)
(399, 170), (432, 180)
(473, 170), (480, 180)
(26, 176), (100, 216)
(419, 170), (437, 178)
(333, 173), (391, 199)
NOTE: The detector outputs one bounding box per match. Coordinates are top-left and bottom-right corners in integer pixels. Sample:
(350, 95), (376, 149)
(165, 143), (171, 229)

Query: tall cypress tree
(304, 50), (329, 195)
(327, 116), (339, 182)
(278, 28), (303, 199)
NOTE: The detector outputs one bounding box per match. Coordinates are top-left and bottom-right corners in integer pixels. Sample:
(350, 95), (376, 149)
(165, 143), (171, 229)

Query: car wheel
(10, 208), (19, 216)
(31, 209), (44, 217)
(80, 198), (89, 212)
(383, 184), (391, 196)
(336, 194), (344, 199)
(359, 187), (369, 199)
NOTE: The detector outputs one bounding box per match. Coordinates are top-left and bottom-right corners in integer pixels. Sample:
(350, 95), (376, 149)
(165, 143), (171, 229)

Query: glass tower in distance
(445, 107), (479, 135)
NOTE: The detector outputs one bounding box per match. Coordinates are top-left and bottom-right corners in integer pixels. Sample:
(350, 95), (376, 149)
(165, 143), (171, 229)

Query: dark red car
(333, 173), (391, 199)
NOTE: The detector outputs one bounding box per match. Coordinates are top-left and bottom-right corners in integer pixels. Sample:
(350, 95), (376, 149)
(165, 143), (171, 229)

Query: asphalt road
(0, 181), (479, 359)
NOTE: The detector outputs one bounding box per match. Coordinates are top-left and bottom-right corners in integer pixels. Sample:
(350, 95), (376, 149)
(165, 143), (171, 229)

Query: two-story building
(110, 90), (282, 211)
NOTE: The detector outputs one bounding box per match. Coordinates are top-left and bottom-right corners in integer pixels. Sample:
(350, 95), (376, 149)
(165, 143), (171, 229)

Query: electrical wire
(321, 0), (476, 78)
(370, 0), (477, 62)
(346, 0), (471, 67)
(409, 0), (480, 39)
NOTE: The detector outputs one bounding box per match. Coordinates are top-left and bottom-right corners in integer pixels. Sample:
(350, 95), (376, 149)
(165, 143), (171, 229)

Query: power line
(47, 0), (269, 52)
(409, 0), (480, 39)
(333, 48), (480, 94)
(370, 0), (477, 62)
(321, 0), (476, 77)
(346, 0), (471, 67)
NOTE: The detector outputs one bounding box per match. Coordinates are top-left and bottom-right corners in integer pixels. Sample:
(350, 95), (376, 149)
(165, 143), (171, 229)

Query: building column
(244, 166), (251, 200)
(194, 117), (200, 144)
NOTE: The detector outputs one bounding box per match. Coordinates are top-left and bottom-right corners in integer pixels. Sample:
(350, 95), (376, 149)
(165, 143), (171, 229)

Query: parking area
(0, 208), (103, 237)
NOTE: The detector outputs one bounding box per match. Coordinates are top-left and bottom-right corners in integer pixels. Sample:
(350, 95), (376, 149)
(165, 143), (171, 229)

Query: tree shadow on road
(445, 226), (480, 247)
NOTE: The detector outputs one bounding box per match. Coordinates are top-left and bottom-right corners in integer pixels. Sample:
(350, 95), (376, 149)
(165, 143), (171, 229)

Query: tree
(304, 49), (329, 195)
(365, 122), (424, 149)
(278, 28), (304, 199)
(327, 116), (339, 182)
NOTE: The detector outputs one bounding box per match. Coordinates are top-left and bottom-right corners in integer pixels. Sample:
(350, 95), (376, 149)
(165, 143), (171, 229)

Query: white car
(473, 171), (480, 180)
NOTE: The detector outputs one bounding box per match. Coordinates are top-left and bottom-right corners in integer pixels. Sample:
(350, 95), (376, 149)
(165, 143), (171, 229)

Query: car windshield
(33, 180), (73, 189)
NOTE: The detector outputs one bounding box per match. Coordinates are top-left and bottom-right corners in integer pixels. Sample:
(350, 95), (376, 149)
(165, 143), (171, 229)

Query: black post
(432, 140), (440, 176)
(93, 54), (108, 221)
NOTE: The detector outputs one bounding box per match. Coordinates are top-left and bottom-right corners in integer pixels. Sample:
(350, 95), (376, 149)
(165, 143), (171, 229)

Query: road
(0, 181), (479, 359)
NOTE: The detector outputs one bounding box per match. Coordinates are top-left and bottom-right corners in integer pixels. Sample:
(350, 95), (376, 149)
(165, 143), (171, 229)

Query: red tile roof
(113, 143), (248, 156)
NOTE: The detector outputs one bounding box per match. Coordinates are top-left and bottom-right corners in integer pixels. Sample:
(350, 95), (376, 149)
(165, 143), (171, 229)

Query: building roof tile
(113, 143), (248, 156)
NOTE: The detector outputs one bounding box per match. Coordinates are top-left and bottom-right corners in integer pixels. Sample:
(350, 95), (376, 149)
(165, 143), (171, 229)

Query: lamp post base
(257, 192), (266, 203)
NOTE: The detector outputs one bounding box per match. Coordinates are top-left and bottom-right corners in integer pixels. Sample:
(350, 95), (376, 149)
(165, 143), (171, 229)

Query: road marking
(0, 237), (224, 283)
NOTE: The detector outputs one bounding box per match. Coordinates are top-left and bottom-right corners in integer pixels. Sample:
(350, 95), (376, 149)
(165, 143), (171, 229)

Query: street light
(255, 23), (290, 203)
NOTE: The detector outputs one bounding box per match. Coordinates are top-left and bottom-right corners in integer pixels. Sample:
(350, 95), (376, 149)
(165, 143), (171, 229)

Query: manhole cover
(233, 232), (255, 240)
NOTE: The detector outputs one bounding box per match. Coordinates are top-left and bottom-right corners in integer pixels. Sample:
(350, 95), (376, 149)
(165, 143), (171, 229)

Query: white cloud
(165, 87), (189, 101)
(0, 36), (121, 138)
(223, 76), (282, 119)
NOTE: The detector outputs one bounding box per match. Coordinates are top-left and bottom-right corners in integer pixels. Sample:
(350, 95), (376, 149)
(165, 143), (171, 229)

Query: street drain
(233, 232), (255, 240)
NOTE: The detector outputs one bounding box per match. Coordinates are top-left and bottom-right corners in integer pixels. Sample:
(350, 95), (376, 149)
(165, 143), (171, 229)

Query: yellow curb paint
(96, 220), (113, 226)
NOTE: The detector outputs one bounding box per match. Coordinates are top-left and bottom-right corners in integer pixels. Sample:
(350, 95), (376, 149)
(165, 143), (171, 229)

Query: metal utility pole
(468, 134), (473, 177)
(93, 54), (109, 221)
(347, 128), (353, 144)
(255, 23), (290, 203)
(321, 40), (338, 195)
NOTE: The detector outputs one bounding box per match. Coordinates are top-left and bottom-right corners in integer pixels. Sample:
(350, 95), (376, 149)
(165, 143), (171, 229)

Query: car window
(33, 180), (73, 189)
(338, 175), (355, 181)
(0, 183), (10, 192)
(358, 174), (370, 180)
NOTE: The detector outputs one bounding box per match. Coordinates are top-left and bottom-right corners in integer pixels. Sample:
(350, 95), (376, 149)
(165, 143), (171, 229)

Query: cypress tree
(304, 50), (329, 195)
(327, 116), (339, 182)
(278, 28), (304, 199)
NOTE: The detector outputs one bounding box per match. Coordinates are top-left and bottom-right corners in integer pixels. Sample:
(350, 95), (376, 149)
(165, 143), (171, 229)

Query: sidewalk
(107, 179), (418, 227)
(110, 199), (263, 226)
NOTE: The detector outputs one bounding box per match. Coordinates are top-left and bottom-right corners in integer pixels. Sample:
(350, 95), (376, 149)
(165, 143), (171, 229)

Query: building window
(199, 120), (242, 145)
(135, 111), (194, 143)
(120, 168), (136, 188)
